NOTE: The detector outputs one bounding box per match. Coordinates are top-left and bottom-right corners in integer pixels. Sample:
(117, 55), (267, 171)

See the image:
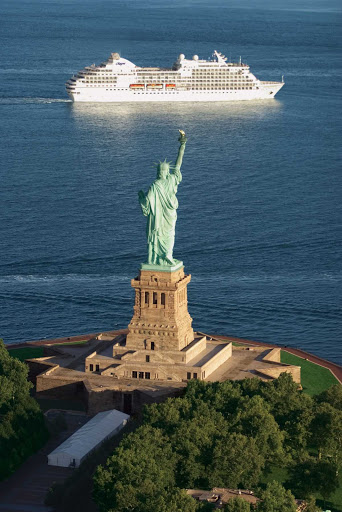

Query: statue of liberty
(138, 130), (187, 266)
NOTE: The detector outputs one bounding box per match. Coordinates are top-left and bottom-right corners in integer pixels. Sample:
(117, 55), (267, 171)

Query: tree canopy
(93, 374), (341, 512)
(256, 481), (297, 512)
(224, 497), (251, 512)
(0, 340), (48, 480)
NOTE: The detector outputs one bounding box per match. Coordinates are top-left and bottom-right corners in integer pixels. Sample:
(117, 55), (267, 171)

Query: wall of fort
(256, 365), (301, 383)
(36, 368), (86, 400)
(256, 348), (301, 383)
(201, 342), (233, 378)
(183, 336), (207, 363)
(26, 359), (57, 384)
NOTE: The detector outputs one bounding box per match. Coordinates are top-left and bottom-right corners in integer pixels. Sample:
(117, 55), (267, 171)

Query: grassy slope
(7, 340), (89, 361)
(281, 350), (339, 396)
(265, 352), (341, 511)
(8, 346), (44, 361)
(53, 340), (89, 346)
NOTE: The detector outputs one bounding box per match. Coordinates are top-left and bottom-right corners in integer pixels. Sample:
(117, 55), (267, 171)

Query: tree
(207, 433), (264, 489)
(260, 373), (304, 425)
(147, 488), (199, 512)
(185, 379), (242, 417)
(0, 340), (48, 480)
(286, 458), (339, 503)
(93, 425), (177, 512)
(171, 407), (227, 488)
(239, 377), (265, 398)
(260, 373), (314, 459)
(143, 397), (192, 435)
(310, 402), (342, 473)
(234, 395), (285, 464)
(224, 497), (251, 512)
(316, 384), (342, 411)
(0, 342), (32, 411)
(303, 496), (322, 512)
(256, 481), (297, 512)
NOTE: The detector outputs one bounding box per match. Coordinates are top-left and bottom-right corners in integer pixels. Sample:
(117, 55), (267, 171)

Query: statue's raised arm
(138, 130), (187, 267)
(174, 129), (187, 172)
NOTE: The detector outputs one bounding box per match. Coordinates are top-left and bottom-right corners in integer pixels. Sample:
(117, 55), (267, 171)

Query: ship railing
(226, 63), (249, 67)
(261, 81), (282, 84)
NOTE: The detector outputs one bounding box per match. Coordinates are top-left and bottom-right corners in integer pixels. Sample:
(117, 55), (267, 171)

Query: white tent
(48, 409), (130, 468)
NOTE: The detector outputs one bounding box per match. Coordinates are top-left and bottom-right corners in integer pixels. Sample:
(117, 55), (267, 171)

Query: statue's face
(157, 163), (169, 180)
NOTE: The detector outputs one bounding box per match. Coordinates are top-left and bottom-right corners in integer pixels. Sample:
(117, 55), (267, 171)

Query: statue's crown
(159, 158), (172, 172)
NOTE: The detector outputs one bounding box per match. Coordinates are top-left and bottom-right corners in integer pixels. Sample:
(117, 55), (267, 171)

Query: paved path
(5, 330), (127, 349)
(0, 412), (89, 512)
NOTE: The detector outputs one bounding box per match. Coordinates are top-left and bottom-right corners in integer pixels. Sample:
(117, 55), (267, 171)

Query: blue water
(0, 0), (341, 364)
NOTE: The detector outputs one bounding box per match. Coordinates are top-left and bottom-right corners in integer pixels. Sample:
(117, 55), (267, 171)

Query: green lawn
(260, 466), (342, 512)
(7, 340), (89, 361)
(281, 351), (339, 396)
(53, 339), (89, 346)
(8, 346), (44, 361)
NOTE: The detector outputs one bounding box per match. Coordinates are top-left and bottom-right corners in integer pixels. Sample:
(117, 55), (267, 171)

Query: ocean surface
(0, 0), (341, 364)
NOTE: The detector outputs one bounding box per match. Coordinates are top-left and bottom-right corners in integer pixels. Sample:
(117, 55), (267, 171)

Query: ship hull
(69, 82), (284, 103)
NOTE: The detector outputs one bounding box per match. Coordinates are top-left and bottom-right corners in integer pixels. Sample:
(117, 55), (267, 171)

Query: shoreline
(5, 329), (342, 384)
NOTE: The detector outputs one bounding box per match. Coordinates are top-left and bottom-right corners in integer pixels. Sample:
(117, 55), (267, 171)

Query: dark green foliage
(93, 425), (178, 512)
(234, 395), (285, 464)
(224, 497), (251, 512)
(256, 481), (297, 512)
(310, 402), (342, 472)
(286, 458), (339, 502)
(207, 433), (264, 489)
(93, 373), (342, 512)
(0, 340), (49, 480)
(316, 384), (342, 411)
(303, 496), (322, 512)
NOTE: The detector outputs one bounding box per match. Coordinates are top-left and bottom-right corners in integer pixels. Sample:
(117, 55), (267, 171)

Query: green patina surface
(140, 261), (183, 272)
(138, 131), (187, 268)
(281, 350), (339, 396)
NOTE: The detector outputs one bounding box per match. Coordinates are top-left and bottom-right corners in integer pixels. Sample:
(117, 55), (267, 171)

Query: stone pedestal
(126, 265), (194, 352)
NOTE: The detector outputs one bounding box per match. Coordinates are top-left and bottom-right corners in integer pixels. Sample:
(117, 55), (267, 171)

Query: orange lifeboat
(146, 84), (163, 89)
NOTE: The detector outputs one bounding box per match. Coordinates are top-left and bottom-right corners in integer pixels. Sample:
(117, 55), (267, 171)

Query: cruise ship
(66, 50), (284, 102)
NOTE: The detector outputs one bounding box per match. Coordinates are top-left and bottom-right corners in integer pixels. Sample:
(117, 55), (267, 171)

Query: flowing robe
(140, 167), (182, 264)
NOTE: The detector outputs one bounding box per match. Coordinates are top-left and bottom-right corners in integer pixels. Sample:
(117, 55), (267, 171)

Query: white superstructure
(66, 50), (284, 102)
